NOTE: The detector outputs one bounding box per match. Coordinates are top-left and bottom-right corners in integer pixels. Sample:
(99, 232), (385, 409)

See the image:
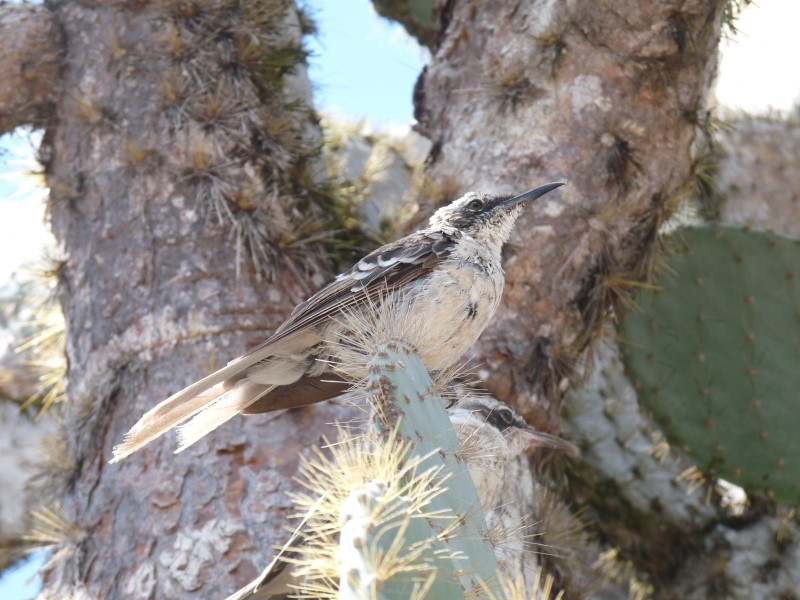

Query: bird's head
(450, 395), (579, 458)
(428, 182), (564, 246)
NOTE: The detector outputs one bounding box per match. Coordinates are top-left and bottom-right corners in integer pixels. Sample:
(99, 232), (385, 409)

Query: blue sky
(305, 0), (428, 127)
(2, 0), (800, 597)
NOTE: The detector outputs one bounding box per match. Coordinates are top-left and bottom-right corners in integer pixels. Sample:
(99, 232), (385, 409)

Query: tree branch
(0, 3), (63, 135)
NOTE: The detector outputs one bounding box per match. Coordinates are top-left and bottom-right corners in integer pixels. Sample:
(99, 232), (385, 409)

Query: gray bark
(717, 115), (800, 238)
(30, 0), (349, 597)
(0, 3), (63, 134)
(415, 0), (728, 596)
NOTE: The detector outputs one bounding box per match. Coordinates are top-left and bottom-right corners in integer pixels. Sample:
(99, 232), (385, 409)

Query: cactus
(269, 342), (502, 598)
(338, 479), (463, 600)
(365, 341), (501, 597)
(622, 226), (800, 503)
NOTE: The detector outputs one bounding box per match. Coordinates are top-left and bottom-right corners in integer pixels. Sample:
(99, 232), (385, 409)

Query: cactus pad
(367, 341), (500, 596)
(338, 479), (462, 600)
(622, 226), (800, 503)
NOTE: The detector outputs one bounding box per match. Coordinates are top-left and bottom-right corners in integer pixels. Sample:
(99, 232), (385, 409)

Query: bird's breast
(321, 250), (505, 380)
(403, 257), (503, 371)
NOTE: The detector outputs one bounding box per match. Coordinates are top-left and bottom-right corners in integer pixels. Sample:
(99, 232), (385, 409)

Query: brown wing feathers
(111, 231), (457, 462)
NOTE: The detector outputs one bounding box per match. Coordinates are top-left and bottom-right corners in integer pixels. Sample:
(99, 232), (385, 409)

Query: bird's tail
(174, 380), (273, 453)
(110, 363), (273, 463)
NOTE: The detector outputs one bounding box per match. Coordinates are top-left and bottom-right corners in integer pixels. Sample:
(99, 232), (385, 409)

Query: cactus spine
(346, 340), (500, 598)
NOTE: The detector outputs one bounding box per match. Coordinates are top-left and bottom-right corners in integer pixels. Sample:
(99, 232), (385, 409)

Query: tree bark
(717, 116), (800, 238)
(34, 0), (351, 597)
(414, 0), (727, 596)
(0, 3), (63, 135)
(2, 0), (761, 597)
(417, 0), (725, 429)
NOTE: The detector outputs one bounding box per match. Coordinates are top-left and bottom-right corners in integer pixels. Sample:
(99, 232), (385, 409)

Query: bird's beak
(513, 424), (580, 455)
(499, 181), (565, 209)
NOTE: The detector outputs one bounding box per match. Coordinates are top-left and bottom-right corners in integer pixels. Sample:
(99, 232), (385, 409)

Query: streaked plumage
(111, 182), (564, 463)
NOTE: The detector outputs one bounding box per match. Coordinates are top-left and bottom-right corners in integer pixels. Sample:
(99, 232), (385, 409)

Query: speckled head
(428, 182), (564, 246)
(454, 395), (579, 457)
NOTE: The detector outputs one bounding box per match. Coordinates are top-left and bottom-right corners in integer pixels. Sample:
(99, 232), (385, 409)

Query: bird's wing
(241, 229), (459, 355)
(111, 230), (457, 463)
(223, 549), (297, 600)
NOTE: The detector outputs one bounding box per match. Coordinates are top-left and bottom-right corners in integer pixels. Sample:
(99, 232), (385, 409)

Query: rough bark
(34, 0), (351, 598)
(716, 115), (800, 238)
(562, 336), (719, 596)
(0, 3), (63, 135)
(417, 0), (725, 430)
(414, 0), (727, 596)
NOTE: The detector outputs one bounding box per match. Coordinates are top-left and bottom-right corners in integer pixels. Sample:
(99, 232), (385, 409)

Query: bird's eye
(466, 199), (484, 213)
(497, 408), (514, 425)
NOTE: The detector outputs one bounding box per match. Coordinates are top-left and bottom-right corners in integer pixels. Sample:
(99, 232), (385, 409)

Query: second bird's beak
(513, 424), (580, 455)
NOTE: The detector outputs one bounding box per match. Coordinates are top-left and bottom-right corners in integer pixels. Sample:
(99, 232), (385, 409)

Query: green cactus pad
(338, 479), (462, 600)
(622, 226), (800, 503)
(367, 342), (500, 597)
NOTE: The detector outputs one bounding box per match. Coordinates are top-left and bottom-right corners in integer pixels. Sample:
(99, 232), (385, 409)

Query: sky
(715, 0), (800, 114)
(304, 0), (428, 126)
(1, 0), (799, 597)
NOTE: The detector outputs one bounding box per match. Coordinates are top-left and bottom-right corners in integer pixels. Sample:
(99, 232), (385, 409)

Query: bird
(448, 395), (579, 511)
(223, 396), (578, 600)
(110, 182), (565, 463)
